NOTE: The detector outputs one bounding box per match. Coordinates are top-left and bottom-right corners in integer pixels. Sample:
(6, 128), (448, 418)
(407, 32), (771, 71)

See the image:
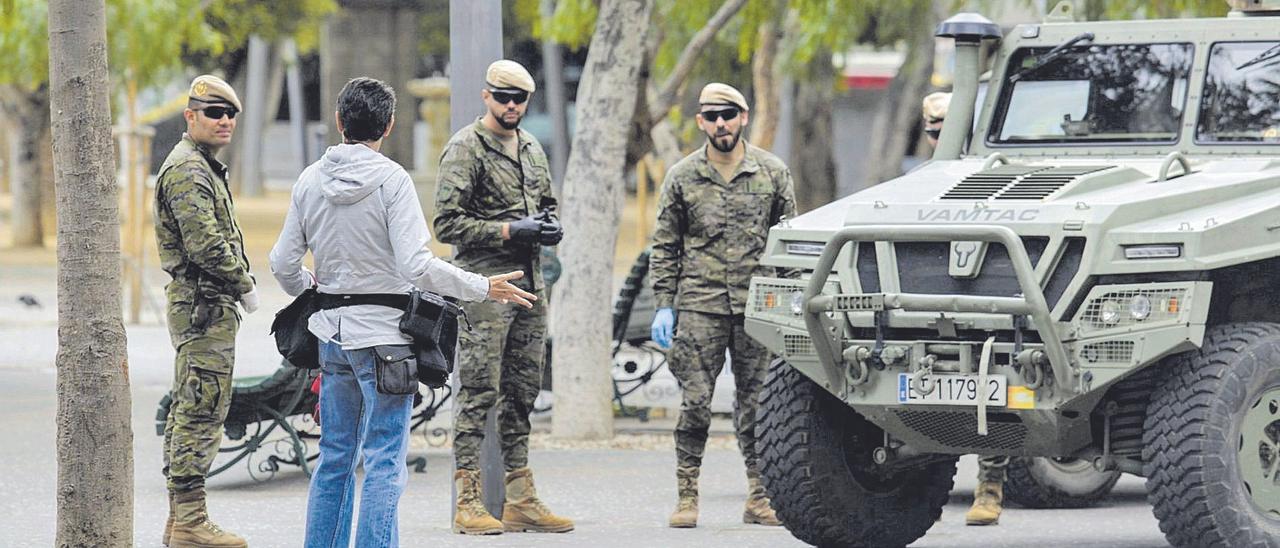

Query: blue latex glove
(651, 307), (675, 349)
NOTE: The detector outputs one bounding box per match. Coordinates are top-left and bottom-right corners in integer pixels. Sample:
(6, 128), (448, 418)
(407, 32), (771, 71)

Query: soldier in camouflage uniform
(650, 83), (795, 529)
(922, 90), (1009, 526)
(434, 60), (573, 535)
(154, 75), (257, 548)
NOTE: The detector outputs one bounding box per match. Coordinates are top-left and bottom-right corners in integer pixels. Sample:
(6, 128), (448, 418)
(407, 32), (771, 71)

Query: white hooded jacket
(270, 143), (488, 349)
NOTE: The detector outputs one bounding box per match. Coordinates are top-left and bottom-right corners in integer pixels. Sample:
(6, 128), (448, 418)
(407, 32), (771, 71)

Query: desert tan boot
(453, 469), (504, 535)
(965, 480), (1004, 526)
(501, 467), (574, 533)
(163, 491), (175, 546)
(743, 474), (782, 526)
(668, 466), (699, 528)
(168, 489), (248, 548)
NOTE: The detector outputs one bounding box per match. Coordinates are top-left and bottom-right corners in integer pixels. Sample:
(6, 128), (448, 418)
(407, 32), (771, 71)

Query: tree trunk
(48, 0), (133, 545)
(551, 0), (654, 440)
(541, 0), (571, 187)
(622, 0), (746, 173)
(235, 34), (270, 196)
(3, 87), (49, 247)
(646, 0), (748, 124)
(865, 5), (936, 186)
(790, 50), (837, 213)
(0, 109), (9, 195)
(748, 8), (782, 149)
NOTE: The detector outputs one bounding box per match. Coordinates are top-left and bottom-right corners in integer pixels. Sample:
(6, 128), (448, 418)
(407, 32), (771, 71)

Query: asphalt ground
(0, 239), (1171, 547)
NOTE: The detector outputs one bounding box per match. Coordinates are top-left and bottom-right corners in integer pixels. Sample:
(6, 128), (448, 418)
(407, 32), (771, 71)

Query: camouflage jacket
(650, 143), (797, 315)
(154, 134), (253, 300)
(433, 119), (557, 291)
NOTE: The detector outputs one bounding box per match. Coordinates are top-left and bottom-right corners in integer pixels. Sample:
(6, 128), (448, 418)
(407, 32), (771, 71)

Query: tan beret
(922, 91), (951, 122)
(699, 82), (748, 111)
(189, 74), (242, 112)
(486, 60), (536, 93)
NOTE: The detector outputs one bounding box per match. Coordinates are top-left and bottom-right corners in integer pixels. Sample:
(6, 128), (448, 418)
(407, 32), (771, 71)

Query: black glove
(508, 215), (543, 244)
(538, 214), (563, 246)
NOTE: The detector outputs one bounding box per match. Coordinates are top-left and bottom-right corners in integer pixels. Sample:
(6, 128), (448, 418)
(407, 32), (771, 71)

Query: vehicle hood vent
(940, 165), (1113, 201)
(940, 165), (1048, 200)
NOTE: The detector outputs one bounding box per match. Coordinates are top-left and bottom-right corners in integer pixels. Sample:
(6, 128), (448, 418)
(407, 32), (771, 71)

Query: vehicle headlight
(785, 241), (825, 256)
(1124, 244), (1182, 260)
(1100, 300), (1122, 325)
(1128, 295), (1152, 321)
(789, 290), (805, 315)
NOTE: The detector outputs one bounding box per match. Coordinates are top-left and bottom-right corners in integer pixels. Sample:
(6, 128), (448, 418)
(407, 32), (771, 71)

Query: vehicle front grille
(894, 409), (1027, 450)
(853, 237), (1083, 313)
(1082, 340), (1135, 363)
(783, 334), (815, 357)
(894, 237), (1049, 299)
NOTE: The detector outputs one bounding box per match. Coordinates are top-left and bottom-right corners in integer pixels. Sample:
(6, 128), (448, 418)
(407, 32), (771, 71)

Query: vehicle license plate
(897, 373), (1007, 407)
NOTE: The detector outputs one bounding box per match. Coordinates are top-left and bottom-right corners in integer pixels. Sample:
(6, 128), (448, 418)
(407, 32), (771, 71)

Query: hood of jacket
(317, 143), (399, 204)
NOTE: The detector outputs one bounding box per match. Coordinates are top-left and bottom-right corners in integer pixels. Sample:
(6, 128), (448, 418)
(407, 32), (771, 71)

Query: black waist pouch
(373, 345), (418, 395)
(398, 290), (467, 389)
(271, 288), (320, 369)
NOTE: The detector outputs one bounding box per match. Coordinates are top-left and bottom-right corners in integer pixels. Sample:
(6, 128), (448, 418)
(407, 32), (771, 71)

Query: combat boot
(668, 466), (699, 528)
(501, 467), (575, 533)
(453, 469), (504, 535)
(743, 473), (782, 526)
(163, 491), (175, 546)
(168, 488), (248, 548)
(965, 480), (1004, 526)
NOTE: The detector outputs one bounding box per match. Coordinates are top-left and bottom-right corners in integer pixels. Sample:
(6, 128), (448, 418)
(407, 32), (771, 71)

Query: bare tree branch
(646, 0), (748, 124)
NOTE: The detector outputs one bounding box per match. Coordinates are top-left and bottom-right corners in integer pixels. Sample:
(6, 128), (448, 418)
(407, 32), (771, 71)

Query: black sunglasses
(923, 127), (942, 138)
(489, 89), (529, 105)
(198, 106), (238, 120)
(700, 107), (740, 123)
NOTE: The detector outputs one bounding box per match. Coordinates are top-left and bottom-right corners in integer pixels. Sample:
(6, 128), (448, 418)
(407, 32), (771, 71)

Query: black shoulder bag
(271, 289), (467, 388)
(398, 290), (468, 389)
(270, 288), (320, 369)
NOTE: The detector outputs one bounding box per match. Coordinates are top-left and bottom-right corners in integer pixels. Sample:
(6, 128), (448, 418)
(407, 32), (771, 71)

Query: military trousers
(453, 288), (546, 472)
(162, 289), (240, 493)
(668, 310), (772, 474)
(978, 455), (1010, 483)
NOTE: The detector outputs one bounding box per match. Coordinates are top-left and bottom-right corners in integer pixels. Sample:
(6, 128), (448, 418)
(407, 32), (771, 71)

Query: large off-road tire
(757, 360), (956, 547)
(1004, 456), (1120, 509)
(1144, 322), (1280, 547)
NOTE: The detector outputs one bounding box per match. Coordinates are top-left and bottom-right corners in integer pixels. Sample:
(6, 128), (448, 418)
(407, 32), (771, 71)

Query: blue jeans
(305, 341), (414, 548)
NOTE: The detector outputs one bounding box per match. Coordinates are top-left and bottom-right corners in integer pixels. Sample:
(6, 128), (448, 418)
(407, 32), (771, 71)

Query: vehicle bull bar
(803, 224), (1073, 395)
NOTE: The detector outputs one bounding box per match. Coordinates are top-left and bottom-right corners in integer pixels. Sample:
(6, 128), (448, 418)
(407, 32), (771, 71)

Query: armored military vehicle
(746, 2), (1280, 546)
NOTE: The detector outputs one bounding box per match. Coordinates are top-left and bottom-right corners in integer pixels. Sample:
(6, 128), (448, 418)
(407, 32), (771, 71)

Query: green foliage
(0, 0), (334, 93)
(0, 0), (47, 92)
(204, 0), (335, 53)
(107, 0), (224, 90)
(543, 0), (598, 50)
(1076, 0), (1229, 19)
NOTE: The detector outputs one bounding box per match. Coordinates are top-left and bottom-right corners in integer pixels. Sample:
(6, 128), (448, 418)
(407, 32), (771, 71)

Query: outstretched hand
(487, 271), (537, 308)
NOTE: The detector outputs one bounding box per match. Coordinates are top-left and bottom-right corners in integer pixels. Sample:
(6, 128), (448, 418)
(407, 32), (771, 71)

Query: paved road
(0, 269), (1172, 547)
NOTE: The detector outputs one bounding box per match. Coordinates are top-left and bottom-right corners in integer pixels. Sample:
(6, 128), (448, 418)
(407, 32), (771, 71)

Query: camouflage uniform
(435, 119), (556, 472)
(979, 455), (1009, 482)
(650, 143), (797, 473)
(155, 134), (253, 493)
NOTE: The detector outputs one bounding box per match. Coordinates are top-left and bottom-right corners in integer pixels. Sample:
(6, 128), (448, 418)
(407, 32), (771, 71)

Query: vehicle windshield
(989, 43), (1193, 144)
(1197, 42), (1280, 144)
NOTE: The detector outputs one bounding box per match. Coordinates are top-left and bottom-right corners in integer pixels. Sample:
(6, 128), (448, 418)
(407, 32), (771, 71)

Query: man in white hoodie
(270, 77), (535, 548)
